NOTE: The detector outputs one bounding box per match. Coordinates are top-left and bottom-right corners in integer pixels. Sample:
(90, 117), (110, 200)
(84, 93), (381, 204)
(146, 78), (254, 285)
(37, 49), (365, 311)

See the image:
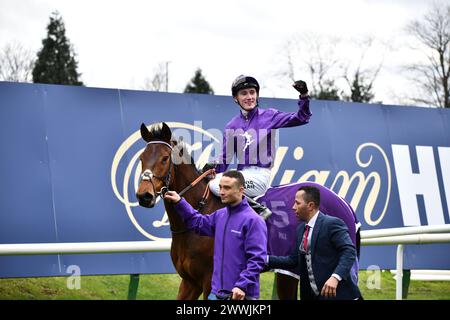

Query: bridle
(140, 141), (174, 199)
(140, 140), (216, 234)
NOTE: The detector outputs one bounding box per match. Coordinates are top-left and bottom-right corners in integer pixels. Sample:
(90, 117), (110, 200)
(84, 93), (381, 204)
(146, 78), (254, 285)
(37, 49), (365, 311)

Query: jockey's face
(292, 190), (316, 222)
(219, 176), (244, 206)
(235, 88), (258, 111)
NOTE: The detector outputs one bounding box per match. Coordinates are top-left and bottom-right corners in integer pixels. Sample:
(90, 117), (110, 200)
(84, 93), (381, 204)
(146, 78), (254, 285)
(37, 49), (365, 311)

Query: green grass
(0, 271), (449, 300)
(358, 270), (450, 300)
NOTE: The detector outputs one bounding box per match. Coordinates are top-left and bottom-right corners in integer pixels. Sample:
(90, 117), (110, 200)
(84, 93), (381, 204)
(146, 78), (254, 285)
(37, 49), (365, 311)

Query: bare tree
(142, 62), (168, 92)
(405, 4), (450, 108)
(0, 42), (35, 82)
(342, 37), (383, 103)
(278, 34), (343, 100)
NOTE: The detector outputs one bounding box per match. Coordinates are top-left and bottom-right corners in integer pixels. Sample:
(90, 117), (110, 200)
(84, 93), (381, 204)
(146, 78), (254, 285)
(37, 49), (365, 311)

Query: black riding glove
(293, 80), (308, 96)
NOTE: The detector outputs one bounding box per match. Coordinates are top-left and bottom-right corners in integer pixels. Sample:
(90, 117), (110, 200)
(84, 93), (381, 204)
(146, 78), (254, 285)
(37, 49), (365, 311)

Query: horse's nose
(136, 191), (155, 207)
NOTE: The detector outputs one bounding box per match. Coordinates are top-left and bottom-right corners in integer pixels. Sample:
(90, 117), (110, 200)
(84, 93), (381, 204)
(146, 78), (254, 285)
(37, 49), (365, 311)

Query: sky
(0, 0), (445, 105)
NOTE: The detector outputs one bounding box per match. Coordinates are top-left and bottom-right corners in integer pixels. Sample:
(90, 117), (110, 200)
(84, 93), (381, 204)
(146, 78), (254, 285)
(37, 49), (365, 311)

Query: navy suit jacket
(268, 212), (361, 300)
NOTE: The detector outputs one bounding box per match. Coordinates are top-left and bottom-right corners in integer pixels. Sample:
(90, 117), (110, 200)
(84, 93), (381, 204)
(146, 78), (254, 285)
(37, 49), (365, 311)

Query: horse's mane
(147, 123), (169, 141)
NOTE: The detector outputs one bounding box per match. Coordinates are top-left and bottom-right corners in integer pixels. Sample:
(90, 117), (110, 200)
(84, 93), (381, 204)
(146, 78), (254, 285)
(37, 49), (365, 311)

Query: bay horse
(136, 121), (358, 300)
(136, 122), (222, 299)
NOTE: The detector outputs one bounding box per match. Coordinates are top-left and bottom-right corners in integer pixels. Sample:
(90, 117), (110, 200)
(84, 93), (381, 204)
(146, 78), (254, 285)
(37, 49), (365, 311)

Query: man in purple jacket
(204, 75), (312, 218)
(164, 170), (267, 300)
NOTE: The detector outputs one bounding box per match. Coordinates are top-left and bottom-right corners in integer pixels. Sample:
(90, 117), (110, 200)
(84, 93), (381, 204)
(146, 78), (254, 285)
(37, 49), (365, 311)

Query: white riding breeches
(209, 166), (271, 198)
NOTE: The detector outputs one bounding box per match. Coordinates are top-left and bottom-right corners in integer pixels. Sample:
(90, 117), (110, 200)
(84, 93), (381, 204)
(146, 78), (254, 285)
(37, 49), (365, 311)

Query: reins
(179, 168), (215, 202)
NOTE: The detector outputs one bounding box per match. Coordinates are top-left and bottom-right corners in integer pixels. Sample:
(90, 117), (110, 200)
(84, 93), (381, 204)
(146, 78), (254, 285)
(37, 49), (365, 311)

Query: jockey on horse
(204, 75), (312, 218)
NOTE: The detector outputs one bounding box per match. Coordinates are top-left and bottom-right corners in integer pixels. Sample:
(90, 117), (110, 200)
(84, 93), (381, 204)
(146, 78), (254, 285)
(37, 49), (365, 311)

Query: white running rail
(1, 224), (449, 300)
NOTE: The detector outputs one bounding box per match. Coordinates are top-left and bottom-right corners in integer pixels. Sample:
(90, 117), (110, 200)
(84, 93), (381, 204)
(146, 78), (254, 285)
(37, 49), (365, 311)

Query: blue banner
(0, 81), (449, 278)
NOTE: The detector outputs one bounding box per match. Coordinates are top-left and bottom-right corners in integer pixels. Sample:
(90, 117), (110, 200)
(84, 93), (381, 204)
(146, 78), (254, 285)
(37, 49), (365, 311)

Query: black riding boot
(245, 196), (272, 220)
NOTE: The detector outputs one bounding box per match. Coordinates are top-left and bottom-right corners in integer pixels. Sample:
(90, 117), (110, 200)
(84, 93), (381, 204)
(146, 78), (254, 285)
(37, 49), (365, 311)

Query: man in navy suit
(267, 186), (362, 300)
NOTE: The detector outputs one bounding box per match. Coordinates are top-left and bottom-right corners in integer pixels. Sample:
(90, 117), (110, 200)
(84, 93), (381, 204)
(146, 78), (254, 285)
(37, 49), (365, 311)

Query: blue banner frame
(0, 81), (449, 278)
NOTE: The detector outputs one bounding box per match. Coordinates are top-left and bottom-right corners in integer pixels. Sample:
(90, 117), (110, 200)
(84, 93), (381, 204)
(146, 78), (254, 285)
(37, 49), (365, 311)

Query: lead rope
(170, 168), (216, 235)
(178, 168), (216, 197)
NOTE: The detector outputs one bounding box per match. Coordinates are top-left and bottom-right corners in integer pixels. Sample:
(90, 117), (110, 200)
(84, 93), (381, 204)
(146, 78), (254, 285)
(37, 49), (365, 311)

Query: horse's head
(136, 122), (174, 208)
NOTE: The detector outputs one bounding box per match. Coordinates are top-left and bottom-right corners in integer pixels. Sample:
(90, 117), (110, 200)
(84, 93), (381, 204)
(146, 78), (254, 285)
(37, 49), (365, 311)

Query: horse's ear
(140, 123), (152, 142)
(161, 122), (172, 142)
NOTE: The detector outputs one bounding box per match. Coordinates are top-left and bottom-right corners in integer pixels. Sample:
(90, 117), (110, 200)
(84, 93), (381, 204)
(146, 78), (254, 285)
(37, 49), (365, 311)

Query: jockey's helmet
(231, 75), (260, 97)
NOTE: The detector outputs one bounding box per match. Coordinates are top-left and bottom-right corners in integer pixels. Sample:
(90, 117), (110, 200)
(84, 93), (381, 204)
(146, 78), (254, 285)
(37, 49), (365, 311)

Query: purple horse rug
(256, 181), (360, 280)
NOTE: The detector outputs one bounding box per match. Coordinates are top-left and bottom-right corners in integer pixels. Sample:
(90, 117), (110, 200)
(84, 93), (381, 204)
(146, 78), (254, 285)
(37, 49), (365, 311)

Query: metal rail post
(127, 274), (140, 300)
(396, 244), (404, 300)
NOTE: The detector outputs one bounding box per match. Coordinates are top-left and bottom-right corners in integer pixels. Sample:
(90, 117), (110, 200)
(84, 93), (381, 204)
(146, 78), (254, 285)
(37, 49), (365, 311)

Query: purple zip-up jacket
(216, 97), (311, 173)
(174, 197), (268, 299)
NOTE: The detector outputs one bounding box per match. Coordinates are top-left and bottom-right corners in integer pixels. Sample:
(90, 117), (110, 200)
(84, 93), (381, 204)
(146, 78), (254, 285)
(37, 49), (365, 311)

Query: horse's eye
(162, 156), (169, 163)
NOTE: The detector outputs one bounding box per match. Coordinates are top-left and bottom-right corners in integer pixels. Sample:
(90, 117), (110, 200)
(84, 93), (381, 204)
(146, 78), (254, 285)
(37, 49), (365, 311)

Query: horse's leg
(201, 273), (212, 300)
(276, 273), (299, 300)
(177, 278), (203, 300)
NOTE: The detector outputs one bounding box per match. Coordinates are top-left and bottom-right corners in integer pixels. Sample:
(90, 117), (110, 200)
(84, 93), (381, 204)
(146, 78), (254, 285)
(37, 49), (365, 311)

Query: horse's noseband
(141, 169), (153, 181)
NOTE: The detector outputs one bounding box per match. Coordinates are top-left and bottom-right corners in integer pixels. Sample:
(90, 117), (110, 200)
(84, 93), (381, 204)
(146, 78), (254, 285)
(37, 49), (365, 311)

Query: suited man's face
(292, 190), (317, 222)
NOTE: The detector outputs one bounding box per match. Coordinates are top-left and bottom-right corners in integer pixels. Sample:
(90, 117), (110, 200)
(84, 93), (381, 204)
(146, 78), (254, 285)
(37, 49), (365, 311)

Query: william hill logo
(112, 121), (450, 241)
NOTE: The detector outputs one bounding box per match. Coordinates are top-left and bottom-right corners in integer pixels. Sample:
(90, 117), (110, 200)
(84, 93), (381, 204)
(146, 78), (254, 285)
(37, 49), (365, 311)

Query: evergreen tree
(32, 11), (83, 85)
(310, 80), (341, 101)
(184, 68), (214, 94)
(344, 73), (375, 103)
